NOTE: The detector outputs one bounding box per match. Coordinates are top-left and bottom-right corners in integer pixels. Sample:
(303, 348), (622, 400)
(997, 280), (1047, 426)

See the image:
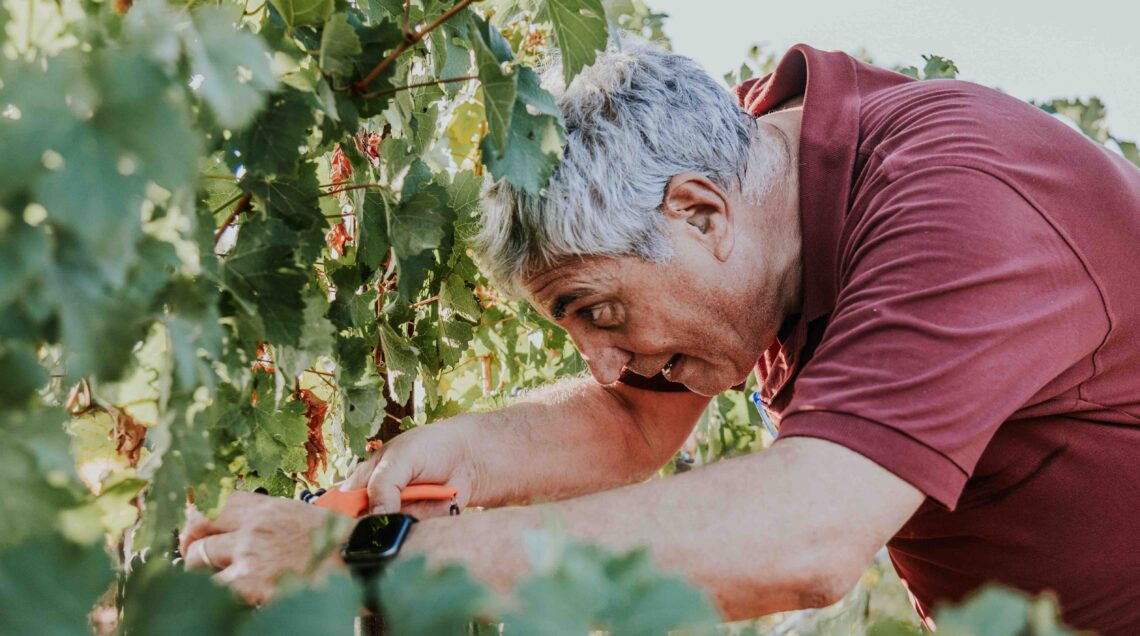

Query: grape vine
(1, 0), (1131, 631)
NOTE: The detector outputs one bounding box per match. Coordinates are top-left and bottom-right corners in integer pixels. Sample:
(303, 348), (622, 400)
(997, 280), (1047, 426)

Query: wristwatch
(342, 513), (417, 614)
(341, 513), (418, 577)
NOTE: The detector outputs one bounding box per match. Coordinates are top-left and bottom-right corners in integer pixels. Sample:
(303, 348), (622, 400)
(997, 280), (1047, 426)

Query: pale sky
(651, 0), (1140, 141)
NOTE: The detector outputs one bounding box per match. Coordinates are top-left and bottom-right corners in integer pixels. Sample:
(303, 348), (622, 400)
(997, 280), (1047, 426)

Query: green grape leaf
(186, 4), (278, 130)
(505, 529), (720, 635)
(360, 0), (402, 23)
(921, 54), (959, 80)
(268, 0), (334, 29)
(359, 190), (392, 269)
(410, 85), (444, 154)
(0, 341), (49, 405)
(336, 335), (372, 385)
(395, 250), (437, 302)
(238, 574), (360, 634)
(515, 65), (560, 117)
(0, 408), (83, 549)
(480, 100), (564, 194)
(122, 561), (246, 634)
(275, 290), (336, 380)
(0, 533), (114, 636)
(598, 549), (720, 635)
(505, 538), (610, 634)
(0, 221), (49, 308)
(379, 556), (496, 635)
(536, 0), (609, 86)
(434, 22), (473, 95)
(94, 48), (201, 193)
(379, 322), (419, 403)
(389, 191), (447, 259)
(0, 53), (88, 203)
(440, 273), (482, 322)
(163, 277), (225, 393)
(320, 13), (363, 79)
(36, 236), (153, 382)
(247, 398), (309, 478)
(135, 395), (223, 549)
(344, 381), (384, 455)
(225, 89), (316, 178)
(468, 16), (517, 155)
(243, 172), (321, 231)
(220, 216), (308, 347)
(350, 20), (405, 116)
(34, 124), (146, 286)
(447, 168), (484, 224)
(438, 317), (475, 367)
(242, 171), (325, 265)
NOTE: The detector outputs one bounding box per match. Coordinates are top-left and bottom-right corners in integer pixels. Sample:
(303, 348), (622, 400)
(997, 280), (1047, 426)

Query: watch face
(342, 514), (416, 565)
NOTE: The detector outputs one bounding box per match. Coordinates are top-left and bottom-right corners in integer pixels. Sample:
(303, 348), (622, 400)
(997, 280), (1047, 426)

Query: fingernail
(371, 506), (387, 515)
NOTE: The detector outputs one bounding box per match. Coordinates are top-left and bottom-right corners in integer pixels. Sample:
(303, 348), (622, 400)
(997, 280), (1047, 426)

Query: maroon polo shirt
(625, 44), (1140, 633)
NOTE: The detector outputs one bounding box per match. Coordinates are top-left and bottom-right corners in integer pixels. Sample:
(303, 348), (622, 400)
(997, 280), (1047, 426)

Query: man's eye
(582, 304), (618, 327)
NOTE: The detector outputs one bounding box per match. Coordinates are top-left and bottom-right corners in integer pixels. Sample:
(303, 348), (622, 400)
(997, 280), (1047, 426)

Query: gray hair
(475, 41), (779, 295)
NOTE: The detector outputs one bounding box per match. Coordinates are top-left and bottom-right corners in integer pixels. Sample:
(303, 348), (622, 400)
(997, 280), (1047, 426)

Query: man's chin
(674, 366), (751, 397)
(677, 376), (736, 397)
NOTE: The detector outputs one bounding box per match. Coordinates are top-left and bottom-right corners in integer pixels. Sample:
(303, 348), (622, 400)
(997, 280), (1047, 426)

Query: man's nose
(575, 333), (629, 385)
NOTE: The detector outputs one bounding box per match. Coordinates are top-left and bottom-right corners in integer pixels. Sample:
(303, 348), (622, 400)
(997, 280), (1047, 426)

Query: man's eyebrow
(550, 290), (590, 320)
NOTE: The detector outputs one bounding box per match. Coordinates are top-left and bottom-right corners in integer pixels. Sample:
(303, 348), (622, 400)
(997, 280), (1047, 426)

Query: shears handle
(313, 483), (459, 518)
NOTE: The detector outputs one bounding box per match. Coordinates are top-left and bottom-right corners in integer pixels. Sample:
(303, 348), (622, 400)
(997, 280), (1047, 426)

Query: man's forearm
(463, 377), (676, 508)
(405, 437), (925, 621)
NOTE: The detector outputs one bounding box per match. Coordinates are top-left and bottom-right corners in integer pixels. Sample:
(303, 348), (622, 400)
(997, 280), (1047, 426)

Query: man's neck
(755, 108), (805, 321)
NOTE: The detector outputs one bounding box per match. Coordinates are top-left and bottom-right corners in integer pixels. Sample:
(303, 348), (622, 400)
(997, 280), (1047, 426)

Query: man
(181, 43), (1140, 633)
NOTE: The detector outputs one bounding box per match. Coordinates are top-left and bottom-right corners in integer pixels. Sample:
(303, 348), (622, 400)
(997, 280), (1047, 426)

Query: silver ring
(197, 540), (216, 570)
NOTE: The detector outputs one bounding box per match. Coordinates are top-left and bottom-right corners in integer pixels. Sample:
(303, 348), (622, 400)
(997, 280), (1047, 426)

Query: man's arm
(405, 437), (926, 620)
(468, 377), (711, 507)
(346, 376), (710, 514)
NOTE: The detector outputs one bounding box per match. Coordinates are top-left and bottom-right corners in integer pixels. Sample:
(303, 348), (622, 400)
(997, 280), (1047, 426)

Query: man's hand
(179, 492), (350, 605)
(342, 421), (479, 518)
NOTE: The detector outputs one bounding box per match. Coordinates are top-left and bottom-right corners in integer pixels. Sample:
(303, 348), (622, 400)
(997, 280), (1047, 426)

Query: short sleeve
(775, 166), (1107, 509)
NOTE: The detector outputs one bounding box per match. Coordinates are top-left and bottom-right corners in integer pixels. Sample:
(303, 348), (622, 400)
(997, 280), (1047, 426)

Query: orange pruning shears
(310, 483), (461, 517)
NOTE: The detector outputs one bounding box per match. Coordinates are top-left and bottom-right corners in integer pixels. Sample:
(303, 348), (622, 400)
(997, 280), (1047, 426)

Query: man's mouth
(662, 353), (682, 376)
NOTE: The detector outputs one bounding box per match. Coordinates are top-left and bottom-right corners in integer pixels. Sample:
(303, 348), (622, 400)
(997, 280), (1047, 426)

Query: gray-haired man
(182, 42), (1140, 633)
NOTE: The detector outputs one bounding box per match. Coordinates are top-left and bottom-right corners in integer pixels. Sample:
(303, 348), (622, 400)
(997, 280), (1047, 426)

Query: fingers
(342, 451), (384, 491)
(214, 566), (273, 606)
(184, 534), (237, 571)
(180, 491), (266, 556)
(179, 505), (216, 557)
(367, 453), (411, 515)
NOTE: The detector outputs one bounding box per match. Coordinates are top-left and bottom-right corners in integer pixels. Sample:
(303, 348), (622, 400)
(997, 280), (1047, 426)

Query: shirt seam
(779, 407), (971, 478)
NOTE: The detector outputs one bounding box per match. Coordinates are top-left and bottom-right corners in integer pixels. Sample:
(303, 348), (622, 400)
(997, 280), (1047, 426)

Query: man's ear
(662, 172), (734, 260)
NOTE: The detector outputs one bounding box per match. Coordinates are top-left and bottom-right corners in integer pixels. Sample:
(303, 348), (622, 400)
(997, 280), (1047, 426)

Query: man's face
(523, 223), (787, 397)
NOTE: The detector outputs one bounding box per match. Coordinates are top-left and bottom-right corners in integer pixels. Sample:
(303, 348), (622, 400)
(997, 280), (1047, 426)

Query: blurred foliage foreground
(0, 0), (1133, 631)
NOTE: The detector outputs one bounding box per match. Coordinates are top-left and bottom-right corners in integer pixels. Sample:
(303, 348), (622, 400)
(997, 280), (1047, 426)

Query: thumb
(367, 454), (410, 515)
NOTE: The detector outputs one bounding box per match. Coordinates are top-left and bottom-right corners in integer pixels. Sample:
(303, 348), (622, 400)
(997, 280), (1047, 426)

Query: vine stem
(214, 192), (253, 246)
(361, 75), (478, 100)
(410, 295), (439, 308)
(319, 183), (385, 197)
(353, 0), (479, 93)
